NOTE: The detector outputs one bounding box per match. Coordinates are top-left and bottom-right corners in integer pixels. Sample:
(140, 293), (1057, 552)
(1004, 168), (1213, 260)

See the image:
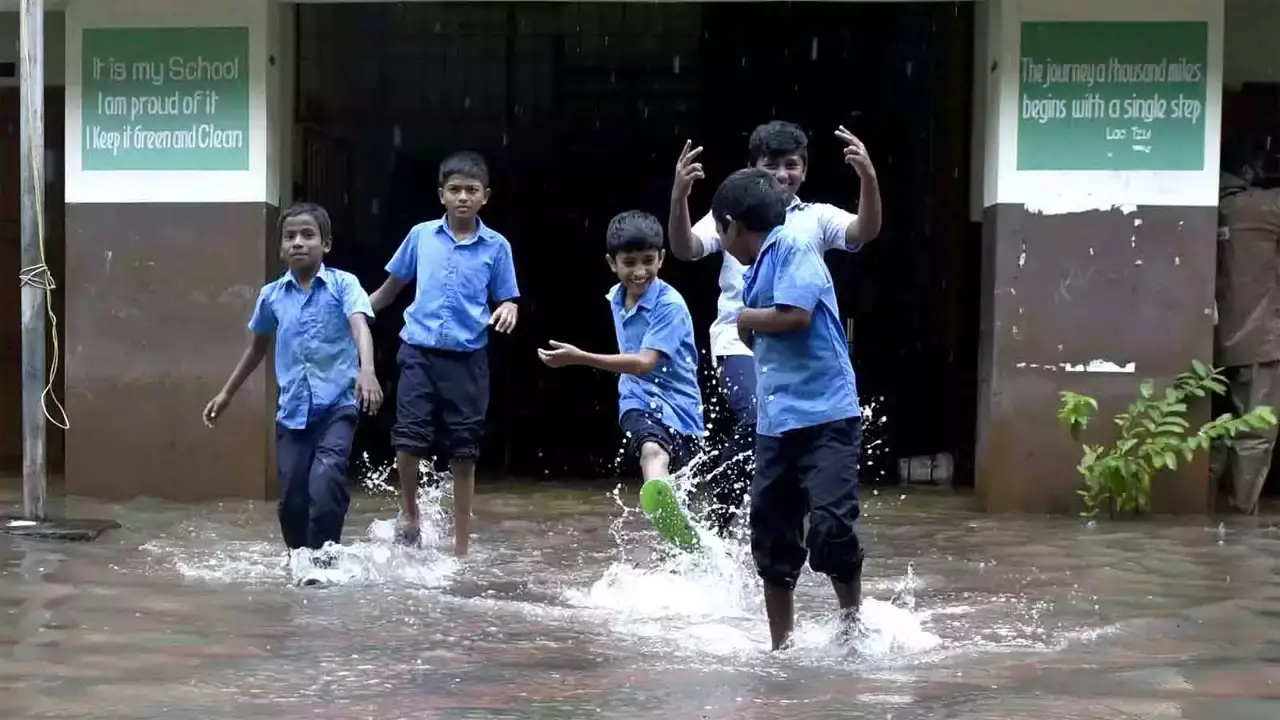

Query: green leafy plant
(1057, 360), (1277, 519)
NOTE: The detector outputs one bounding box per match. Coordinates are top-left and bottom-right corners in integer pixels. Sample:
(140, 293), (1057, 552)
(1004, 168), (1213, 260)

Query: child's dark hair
(605, 210), (665, 256)
(439, 151), (490, 187)
(710, 168), (787, 234)
(747, 121), (808, 166)
(279, 201), (332, 239)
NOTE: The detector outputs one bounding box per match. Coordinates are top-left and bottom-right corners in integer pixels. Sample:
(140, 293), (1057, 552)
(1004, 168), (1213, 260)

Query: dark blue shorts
(619, 409), (701, 474)
(749, 416), (864, 590)
(705, 355), (757, 535)
(392, 342), (489, 461)
(276, 404), (358, 550)
(715, 355), (758, 427)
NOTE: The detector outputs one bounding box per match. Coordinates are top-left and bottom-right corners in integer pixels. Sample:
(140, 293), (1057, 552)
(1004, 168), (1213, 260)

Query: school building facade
(0, 0), (1271, 513)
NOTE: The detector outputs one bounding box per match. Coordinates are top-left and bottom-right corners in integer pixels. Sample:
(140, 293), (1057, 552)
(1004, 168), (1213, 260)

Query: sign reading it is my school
(81, 27), (250, 172)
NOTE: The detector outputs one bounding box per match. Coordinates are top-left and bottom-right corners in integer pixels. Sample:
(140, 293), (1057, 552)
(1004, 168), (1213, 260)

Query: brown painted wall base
(65, 202), (279, 501)
(976, 203), (1217, 514)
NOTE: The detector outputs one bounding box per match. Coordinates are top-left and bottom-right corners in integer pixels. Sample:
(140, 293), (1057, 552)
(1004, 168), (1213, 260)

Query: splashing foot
(396, 520), (421, 548)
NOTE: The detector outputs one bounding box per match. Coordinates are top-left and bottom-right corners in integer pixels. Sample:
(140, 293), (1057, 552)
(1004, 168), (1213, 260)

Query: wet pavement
(2, 475), (1280, 719)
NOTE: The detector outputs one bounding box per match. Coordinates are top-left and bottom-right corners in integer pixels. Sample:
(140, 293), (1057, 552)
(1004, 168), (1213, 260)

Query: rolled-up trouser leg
(799, 417), (865, 584)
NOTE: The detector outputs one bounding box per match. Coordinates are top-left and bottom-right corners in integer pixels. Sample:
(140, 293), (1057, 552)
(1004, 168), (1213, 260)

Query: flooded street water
(3, 477), (1280, 719)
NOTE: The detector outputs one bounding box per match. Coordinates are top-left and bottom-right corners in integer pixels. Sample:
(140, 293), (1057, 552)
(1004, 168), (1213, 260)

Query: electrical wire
(16, 13), (69, 432)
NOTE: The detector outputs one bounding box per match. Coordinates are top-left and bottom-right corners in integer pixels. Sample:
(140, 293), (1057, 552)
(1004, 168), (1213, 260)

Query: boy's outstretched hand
(490, 301), (519, 333)
(538, 340), (583, 368)
(835, 125), (875, 179)
(356, 368), (383, 414)
(203, 393), (229, 428)
(672, 140), (705, 199)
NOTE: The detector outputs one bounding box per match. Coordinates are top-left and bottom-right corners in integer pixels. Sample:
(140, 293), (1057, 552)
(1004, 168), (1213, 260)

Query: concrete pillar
(63, 0), (290, 500)
(974, 0), (1225, 513)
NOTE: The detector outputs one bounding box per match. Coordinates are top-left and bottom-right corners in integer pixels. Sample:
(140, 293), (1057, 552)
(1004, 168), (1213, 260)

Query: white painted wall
(64, 0), (280, 205)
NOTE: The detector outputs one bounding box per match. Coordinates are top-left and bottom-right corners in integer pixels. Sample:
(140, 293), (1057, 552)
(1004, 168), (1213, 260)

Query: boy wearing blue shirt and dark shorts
(369, 151), (520, 557)
(711, 169), (865, 651)
(538, 210), (704, 487)
(204, 202), (382, 565)
(667, 122), (881, 536)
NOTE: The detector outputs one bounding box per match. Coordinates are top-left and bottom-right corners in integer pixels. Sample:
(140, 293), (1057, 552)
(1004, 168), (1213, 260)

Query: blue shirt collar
(757, 226), (787, 258)
(285, 263), (331, 290)
(608, 278), (661, 313)
(435, 214), (494, 244)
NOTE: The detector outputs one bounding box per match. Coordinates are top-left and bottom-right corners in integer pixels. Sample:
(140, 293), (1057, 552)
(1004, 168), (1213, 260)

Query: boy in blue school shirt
(711, 168), (865, 651)
(369, 151), (520, 557)
(538, 210), (705, 485)
(667, 121), (882, 536)
(204, 201), (382, 562)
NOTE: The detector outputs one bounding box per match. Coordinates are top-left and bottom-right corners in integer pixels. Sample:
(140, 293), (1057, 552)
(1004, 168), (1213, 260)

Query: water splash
(566, 444), (942, 661)
(143, 456), (460, 588)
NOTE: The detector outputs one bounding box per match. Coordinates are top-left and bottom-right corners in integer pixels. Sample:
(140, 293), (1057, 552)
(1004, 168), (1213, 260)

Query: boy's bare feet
(763, 584), (795, 651)
(831, 575), (863, 645)
(396, 514), (421, 547)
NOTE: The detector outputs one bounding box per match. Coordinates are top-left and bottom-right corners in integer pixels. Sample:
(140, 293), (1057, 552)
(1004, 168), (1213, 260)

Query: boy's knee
(749, 513), (806, 590)
(805, 508), (864, 580)
(392, 423), (433, 457)
(751, 541), (805, 590)
(638, 441), (670, 467)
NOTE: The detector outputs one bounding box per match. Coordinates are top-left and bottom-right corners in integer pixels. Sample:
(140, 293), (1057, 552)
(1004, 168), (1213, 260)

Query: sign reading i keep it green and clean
(1017, 21), (1208, 172)
(81, 27), (250, 172)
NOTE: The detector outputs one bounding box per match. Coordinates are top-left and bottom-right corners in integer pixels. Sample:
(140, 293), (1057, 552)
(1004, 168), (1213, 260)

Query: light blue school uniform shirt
(741, 227), (860, 437)
(608, 278), (705, 437)
(691, 196), (858, 358)
(385, 216), (520, 352)
(249, 264), (374, 430)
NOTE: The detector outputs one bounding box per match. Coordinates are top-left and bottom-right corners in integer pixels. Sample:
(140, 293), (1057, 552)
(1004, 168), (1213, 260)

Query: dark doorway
(295, 2), (977, 485)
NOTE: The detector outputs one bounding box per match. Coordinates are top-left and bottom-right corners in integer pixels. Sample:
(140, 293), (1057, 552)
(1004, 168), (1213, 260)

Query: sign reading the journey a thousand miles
(81, 27), (250, 171)
(1017, 21), (1208, 172)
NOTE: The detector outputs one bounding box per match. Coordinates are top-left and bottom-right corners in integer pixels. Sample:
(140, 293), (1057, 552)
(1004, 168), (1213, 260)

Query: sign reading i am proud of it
(1016, 21), (1209, 172)
(80, 27), (250, 172)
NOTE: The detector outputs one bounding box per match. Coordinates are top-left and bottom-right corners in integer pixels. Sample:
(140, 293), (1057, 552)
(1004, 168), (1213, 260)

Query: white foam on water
(144, 459), (459, 588)
(565, 445), (943, 664)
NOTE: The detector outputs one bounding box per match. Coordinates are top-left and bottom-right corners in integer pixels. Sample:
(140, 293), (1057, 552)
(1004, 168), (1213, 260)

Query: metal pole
(19, 0), (46, 521)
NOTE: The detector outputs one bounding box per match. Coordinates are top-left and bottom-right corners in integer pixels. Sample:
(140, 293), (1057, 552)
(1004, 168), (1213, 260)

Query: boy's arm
(217, 334), (272, 400)
(206, 291), (274, 426)
(668, 141), (711, 261)
(738, 244), (826, 335)
(370, 276), (408, 313)
(225, 291), (277, 392)
(370, 230), (418, 312)
(669, 206), (721, 262)
(837, 128), (882, 249)
(843, 171), (882, 249)
(489, 241), (520, 305)
(554, 345), (663, 376)
(542, 302), (686, 376)
(341, 276), (378, 373)
(349, 314), (376, 371)
(488, 241), (520, 333)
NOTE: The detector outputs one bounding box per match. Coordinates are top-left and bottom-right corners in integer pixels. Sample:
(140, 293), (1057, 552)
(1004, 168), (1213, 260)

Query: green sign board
(81, 27), (250, 171)
(1017, 21), (1208, 172)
